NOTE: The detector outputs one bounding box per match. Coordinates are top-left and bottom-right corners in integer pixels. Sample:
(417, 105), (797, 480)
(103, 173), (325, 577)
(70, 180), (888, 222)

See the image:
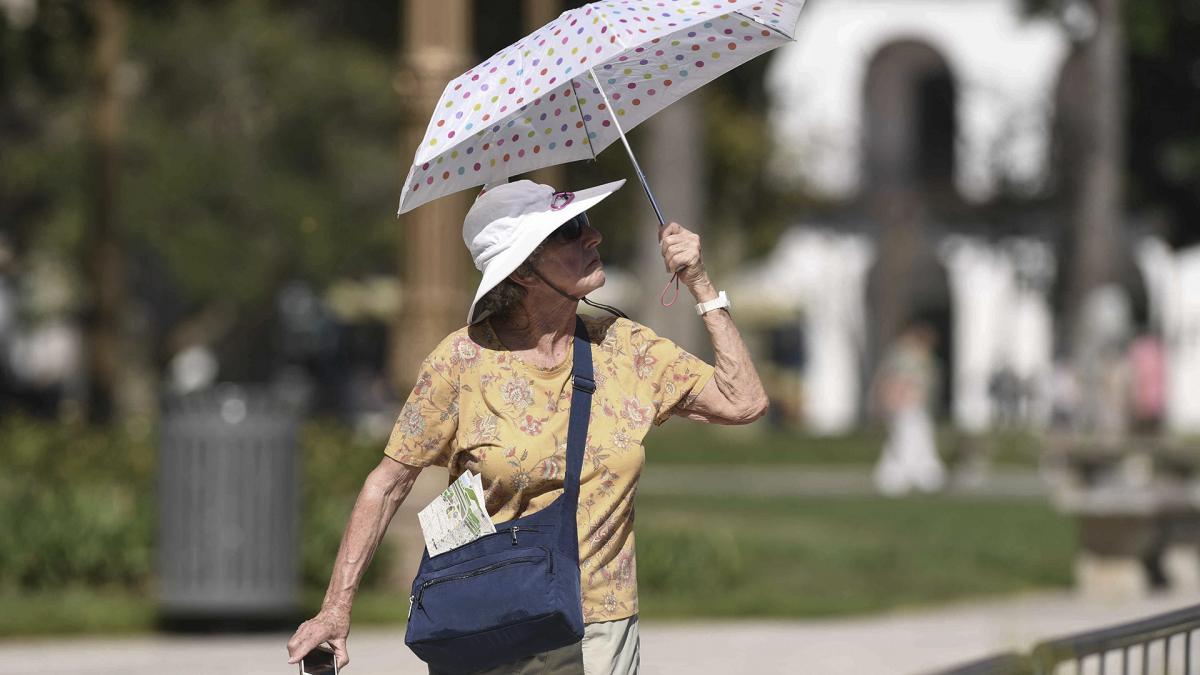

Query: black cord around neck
(531, 267), (629, 320)
(581, 296), (629, 319)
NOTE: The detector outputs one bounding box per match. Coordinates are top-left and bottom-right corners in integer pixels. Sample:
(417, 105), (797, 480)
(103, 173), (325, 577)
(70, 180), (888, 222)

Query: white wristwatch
(695, 290), (731, 316)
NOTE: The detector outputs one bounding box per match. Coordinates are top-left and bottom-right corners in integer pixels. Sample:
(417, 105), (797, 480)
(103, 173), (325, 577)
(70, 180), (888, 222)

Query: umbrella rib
(572, 78), (599, 162)
(736, 8), (795, 41)
(593, 9), (631, 52)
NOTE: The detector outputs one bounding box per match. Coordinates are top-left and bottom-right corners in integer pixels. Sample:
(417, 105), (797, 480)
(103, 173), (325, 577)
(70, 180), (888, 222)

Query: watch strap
(695, 290), (731, 316)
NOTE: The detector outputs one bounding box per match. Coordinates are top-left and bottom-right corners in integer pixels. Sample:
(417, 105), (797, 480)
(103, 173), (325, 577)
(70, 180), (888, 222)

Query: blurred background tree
(2, 0), (402, 423)
(121, 1), (399, 375)
(1, 0), (828, 425)
(1121, 0), (1200, 248)
(1026, 0), (1200, 248)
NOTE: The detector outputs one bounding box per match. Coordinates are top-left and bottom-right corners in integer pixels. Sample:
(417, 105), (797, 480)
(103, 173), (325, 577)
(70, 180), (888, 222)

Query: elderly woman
(287, 179), (767, 674)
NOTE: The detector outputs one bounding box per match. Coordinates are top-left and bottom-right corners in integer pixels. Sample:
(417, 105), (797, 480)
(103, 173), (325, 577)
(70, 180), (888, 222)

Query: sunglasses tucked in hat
(463, 178), (625, 325)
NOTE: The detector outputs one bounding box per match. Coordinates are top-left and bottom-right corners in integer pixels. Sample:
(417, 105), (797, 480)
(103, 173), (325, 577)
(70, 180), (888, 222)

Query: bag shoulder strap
(563, 315), (594, 512)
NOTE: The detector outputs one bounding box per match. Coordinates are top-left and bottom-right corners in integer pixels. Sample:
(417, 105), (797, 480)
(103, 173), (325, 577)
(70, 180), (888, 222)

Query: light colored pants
(874, 406), (946, 496)
(428, 615), (640, 675)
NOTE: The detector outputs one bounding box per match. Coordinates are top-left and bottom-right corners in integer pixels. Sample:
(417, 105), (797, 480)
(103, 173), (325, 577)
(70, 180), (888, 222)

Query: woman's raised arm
(658, 221), (769, 425)
(286, 456), (423, 669)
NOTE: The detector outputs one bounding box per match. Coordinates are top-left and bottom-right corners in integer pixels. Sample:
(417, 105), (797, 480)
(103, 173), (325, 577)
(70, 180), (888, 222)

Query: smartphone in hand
(299, 644), (338, 675)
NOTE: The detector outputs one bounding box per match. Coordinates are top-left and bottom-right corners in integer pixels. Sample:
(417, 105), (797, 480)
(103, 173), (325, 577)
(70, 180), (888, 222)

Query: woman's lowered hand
(287, 604), (351, 669)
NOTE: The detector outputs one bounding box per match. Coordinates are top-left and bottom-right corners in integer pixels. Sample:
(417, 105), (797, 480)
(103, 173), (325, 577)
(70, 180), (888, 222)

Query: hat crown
(463, 180), (556, 271)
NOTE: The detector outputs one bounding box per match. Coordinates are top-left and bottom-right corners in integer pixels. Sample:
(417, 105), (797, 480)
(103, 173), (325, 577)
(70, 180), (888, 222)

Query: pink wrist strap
(660, 273), (680, 307)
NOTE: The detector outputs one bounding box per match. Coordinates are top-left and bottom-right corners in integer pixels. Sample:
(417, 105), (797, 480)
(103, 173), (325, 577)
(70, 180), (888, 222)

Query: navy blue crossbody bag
(404, 316), (593, 673)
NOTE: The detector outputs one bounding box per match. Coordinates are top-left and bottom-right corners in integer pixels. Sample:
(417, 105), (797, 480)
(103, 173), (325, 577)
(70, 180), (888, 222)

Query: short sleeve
(627, 321), (716, 426)
(383, 355), (459, 467)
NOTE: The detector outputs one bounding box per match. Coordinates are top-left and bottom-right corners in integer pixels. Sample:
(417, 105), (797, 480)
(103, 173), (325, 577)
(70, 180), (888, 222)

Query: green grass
(0, 588), (157, 637)
(332, 494), (1074, 623)
(0, 495), (1074, 636)
(647, 423), (1044, 468)
(633, 494), (1075, 618)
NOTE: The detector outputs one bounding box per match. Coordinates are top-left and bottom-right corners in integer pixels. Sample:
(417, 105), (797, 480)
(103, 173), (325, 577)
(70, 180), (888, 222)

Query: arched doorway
(861, 40), (960, 415)
(862, 40), (959, 196)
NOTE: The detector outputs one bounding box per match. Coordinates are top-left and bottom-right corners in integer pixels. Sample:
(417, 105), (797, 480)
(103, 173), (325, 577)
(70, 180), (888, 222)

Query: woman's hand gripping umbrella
(396, 0), (807, 307)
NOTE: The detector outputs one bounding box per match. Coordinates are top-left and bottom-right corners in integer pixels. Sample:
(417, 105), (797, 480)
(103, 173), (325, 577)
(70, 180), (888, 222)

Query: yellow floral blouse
(384, 314), (715, 623)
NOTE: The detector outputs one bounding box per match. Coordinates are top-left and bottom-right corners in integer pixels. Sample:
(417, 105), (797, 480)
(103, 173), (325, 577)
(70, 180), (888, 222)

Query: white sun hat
(463, 178), (625, 325)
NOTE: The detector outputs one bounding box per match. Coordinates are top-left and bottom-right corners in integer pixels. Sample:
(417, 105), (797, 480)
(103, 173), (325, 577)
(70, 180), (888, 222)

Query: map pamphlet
(417, 470), (495, 556)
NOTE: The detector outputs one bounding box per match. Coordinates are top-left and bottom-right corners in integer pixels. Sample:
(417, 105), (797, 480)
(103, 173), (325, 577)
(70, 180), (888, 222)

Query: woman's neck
(490, 295), (578, 357)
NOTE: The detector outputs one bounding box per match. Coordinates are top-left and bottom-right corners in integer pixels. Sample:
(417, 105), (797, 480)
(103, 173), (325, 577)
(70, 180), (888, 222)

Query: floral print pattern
(499, 375), (535, 412)
(518, 414), (544, 436)
(620, 397), (653, 427)
(384, 315), (715, 623)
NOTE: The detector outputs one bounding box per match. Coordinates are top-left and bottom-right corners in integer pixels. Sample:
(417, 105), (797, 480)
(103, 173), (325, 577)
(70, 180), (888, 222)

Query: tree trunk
(82, 0), (127, 426)
(1064, 0), (1125, 353)
(386, 0), (476, 596)
(389, 0), (474, 393)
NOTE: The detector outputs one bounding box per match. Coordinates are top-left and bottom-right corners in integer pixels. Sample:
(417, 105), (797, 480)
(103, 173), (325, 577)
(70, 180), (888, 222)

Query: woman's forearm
(689, 275), (769, 419)
(658, 221), (768, 421)
(321, 460), (421, 617)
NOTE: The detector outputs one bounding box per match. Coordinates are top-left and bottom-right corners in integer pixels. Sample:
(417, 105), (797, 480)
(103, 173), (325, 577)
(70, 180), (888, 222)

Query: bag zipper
(509, 525), (543, 546)
(414, 552), (549, 610)
(453, 525), (542, 548)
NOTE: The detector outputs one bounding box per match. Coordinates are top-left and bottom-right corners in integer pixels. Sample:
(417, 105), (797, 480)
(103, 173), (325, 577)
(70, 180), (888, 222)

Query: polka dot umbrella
(398, 0), (806, 298)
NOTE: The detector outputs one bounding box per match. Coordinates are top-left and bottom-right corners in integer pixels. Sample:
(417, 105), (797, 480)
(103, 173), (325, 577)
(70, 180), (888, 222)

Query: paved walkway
(3, 591), (1194, 674)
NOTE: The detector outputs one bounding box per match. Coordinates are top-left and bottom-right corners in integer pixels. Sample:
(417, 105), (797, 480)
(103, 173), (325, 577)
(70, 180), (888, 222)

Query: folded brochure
(417, 470), (496, 556)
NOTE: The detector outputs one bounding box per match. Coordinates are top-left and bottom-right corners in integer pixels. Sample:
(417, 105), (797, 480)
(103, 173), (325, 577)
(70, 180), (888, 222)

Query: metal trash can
(158, 384), (300, 621)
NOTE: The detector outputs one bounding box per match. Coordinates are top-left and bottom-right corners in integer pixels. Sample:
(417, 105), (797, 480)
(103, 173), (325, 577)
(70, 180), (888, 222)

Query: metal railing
(1030, 603), (1200, 675)
(933, 604), (1200, 675)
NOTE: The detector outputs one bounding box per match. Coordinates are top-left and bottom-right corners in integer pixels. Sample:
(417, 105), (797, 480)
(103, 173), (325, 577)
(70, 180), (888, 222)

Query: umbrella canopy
(398, 0), (805, 215)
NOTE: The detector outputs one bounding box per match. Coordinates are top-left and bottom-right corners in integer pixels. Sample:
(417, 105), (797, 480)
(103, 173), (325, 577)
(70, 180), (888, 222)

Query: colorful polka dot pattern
(398, 0), (805, 214)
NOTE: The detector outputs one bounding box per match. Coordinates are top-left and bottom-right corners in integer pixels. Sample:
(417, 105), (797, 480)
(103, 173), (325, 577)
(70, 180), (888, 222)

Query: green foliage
(1, 0), (404, 373)
(121, 1), (402, 305)
(297, 421), (392, 590)
(1123, 0), (1200, 246)
(0, 416), (155, 591)
(1021, 0), (1200, 246)
(0, 415), (388, 594)
(0, 2), (90, 258)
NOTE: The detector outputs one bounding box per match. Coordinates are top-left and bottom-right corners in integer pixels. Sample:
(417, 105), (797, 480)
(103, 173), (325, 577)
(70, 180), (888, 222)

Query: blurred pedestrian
(871, 322), (945, 496)
(1075, 285), (1133, 435)
(1048, 358), (1081, 430)
(1128, 332), (1165, 432)
(286, 180), (769, 673)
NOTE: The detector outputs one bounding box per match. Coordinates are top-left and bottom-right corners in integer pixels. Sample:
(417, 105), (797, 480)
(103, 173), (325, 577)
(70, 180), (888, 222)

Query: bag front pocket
(409, 546), (557, 637)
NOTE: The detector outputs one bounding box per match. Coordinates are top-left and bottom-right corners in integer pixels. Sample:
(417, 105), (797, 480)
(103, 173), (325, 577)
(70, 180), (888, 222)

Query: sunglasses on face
(549, 212), (589, 244)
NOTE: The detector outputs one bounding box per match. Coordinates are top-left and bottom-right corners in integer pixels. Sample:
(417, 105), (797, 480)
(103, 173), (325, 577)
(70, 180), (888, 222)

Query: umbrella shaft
(588, 68), (666, 227)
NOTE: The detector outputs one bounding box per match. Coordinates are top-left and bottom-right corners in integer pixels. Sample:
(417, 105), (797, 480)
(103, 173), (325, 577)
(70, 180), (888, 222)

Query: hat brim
(467, 178), (626, 325)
